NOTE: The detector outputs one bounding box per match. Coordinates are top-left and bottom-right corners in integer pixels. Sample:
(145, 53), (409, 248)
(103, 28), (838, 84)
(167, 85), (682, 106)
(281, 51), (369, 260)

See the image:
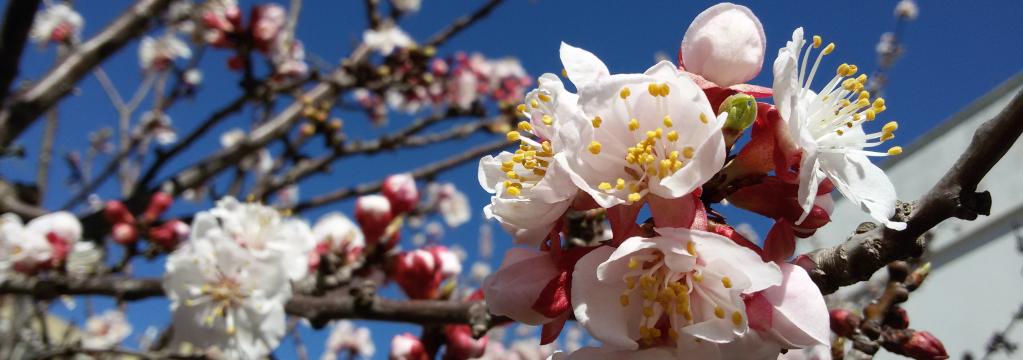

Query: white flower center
(794, 35), (903, 157)
(186, 270), (251, 335)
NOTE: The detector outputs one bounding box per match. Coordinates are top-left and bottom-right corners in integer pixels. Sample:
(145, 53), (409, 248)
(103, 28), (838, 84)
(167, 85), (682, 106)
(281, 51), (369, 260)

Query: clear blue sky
(1, 0), (1021, 358)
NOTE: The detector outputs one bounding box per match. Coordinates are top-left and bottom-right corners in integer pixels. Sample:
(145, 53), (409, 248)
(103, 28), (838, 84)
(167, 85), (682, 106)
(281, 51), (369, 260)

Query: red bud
(103, 201), (134, 225)
(382, 173), (419, 214)
(148, 219), (188, 249)
(443, 325), (487, 360)
(355, 195), (394, 246)
(829, 309), (860, 337)
(390, 333), (429, 360)
(111, 223), (138, 245)
(143, 192), (174, 222)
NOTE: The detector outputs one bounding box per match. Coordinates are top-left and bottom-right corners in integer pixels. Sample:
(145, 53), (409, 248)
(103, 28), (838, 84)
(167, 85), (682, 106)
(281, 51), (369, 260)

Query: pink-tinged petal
(727, 83), (773, 98)
(648, 194), (696, 229)
(763, 263), (830, 347)
(483, 248), (558, 325)
(559, 42), (609, 89)
(669, 228), (781, 292)
(572, 246), (641, 350)
(679, 3), (766, 87)
(819, 152), (906, 230)
(598, 236), (696, 279)
(744, 292), (774, 332)
(565, 346), (677, 360)
(763, 220), (796, 262)
(795, 153), (822, 226)
(540, 312), (570, 345)
(606, 202), (643, 245)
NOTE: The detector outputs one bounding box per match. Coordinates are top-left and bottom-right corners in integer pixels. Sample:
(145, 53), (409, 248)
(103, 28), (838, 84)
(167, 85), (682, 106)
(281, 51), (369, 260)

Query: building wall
(801, 74), (1023, 359)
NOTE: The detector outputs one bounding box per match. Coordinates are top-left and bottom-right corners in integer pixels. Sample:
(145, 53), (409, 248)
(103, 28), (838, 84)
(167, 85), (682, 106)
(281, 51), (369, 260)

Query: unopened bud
(904, 331), (948, 360)
(829, 309), (861, 337)
(111, 223), (138, 245)
(906, 262), (931, 291)
(355, 195), (394, 245)
(443, 324), (488, 360)
(148, 219), (189, 249)
(103, 201), (134, 225)
(720, 93), (757, 148)
(143, 192), (173, 222)
(885, 306), (910, 329)
(390, 333), (429, 360)
(382, 173), (419, 214)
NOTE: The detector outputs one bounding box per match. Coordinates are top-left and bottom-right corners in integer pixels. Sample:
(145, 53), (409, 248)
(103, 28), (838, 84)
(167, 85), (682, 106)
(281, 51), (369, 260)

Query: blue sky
(1, 0), (1021, 358)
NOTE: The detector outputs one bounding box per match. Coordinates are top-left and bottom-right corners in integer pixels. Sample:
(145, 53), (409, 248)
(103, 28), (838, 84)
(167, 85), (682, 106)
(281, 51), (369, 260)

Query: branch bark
(808, 89), (1023, 294)
(0, 0), (42, 102)
(0, 0), (175, 149)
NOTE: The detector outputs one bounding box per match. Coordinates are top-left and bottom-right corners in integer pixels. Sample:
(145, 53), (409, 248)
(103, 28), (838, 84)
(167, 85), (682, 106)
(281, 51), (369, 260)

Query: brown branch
(291, 137), (512, 213)
(0, 0), (176, 149)
(424, 0), (505, 49)
(0, 0), (42, 102)
(808, 89), (1023, 294)
(0, 275), (502, 334)
(251, 110), (492, 200)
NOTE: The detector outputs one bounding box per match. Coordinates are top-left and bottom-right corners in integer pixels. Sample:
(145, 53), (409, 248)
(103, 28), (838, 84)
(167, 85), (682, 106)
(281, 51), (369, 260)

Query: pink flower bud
(443, 325), (487, 360)
(429, 245), (462, 278)
(104, 200), (134, 225)
(355, 195), (394, 245)
(143, 192), (173, 222)
(148, 219), (189, 249)
(904, 331), (948, 360)
(829, 309), (860, 337)
(250, 4), (286, 51)
(390, 333), (429, 360)
(382, 173), (419, 214)
(111, 223), (138, 245)
(393, 249), (444, 300)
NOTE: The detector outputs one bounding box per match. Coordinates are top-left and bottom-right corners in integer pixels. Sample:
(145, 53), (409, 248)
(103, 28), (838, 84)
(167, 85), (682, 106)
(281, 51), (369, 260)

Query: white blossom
(82, 310), (133, 349)
(207, 197), (316, 280)
(363, 25), (414, 56)
(30, 4), (83, 45)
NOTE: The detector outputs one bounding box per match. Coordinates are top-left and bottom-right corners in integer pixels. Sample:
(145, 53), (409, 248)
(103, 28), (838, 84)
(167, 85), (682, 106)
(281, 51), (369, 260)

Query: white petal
(661, 228), (781, 292)
(572, 246), (641, 350)
(482, 248), (558, 325)
(559, 42), (610, 89)
(763, 264), (830, 348)
(565, 346), (676, 360)
(819, 152), (905, 230)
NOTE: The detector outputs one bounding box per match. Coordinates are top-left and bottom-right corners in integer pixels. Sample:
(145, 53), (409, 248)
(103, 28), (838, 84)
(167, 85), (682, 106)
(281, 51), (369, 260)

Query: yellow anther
(591, 116), (602, 128)
(865, 109), (877, 121)
(873, 98), (886, 109)
(616, 178), (626, 190)
(693, 272), (704, 282)
(837, 63), (850, 76)
(682, 146), (695, 159)
(731, 311), (744, 326)
(620, 294), (630, 306)
(887, 146), (903, 156)
(659, 83), (670, 96)
(812, 35), (822, 48)
(643, 307), (654, 317)
(626, 277), (636, 289)
(506, 186), (521, 196)
(881, 132), (895, 142)
(506, 131), (521, 141)
(533, 169), (547, 176)
(628, 257), (639, 269)
(836, 129), (844, 136)
(561, 68), (568, 77)
(855, 98), (870, 108)
(686, 241), (697, 255)
(628, 192), (642, 202)
(714, 306), (725, 319)
(226, 325), (237, 335)
(663, 115), (674, 127)
(883, 121), (899, 134)
(517, 121), (533, 131)
(839, 99), (851, 108)
(822, 42), (835, 55)
(620, 87), (631, 99)
(648, 83), (660, 96)
(530, 99), (539, 108)
(588, 141), (602, 155)
(699, 113), (708, 124)
(849, 64), (859, 74)
(628, 118), (640, 131)
(598, 182), (613, 192)
(542, 115), (554, 125)
(506, 171), (518, 179)
(721, 276), (733, 289)
(666, 131), (679, 142)
(859, 91), (871, 100)
(538, 93), (553, 103)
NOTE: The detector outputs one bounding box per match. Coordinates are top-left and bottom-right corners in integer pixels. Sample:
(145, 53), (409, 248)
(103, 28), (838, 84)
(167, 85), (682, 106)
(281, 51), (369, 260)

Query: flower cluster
(0, 211), (82, 281)
(479, 3), (907, 359)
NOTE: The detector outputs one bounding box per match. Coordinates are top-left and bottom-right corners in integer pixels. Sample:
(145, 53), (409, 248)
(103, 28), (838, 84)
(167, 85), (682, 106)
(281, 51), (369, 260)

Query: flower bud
(393, 249), (443, 300)
(885, 306), (910, 329)
(430, 245), (462, 278)
(903, 331), (947, 360)
(148, 219), (189, 249)
(382, 173), (420, 214)
(390, 333), (429, 360)
(720, 93), (757, 133)
(443, 325), (488, 360)
(103, 200), (134, 225)
(111, 222), (138, 245)
(829, 309), (860, 337)
(143, 192), (173, 222)
(250, 4), (286, 50)
(355, 195), (394, 245)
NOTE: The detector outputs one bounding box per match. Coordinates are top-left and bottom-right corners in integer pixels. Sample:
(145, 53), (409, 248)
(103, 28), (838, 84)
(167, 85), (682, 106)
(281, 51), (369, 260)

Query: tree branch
(0, 0), (42, 102)
(808, 89), (1023, 294)
(0, 0), (176, 149)
(424, 0), (505, 49)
